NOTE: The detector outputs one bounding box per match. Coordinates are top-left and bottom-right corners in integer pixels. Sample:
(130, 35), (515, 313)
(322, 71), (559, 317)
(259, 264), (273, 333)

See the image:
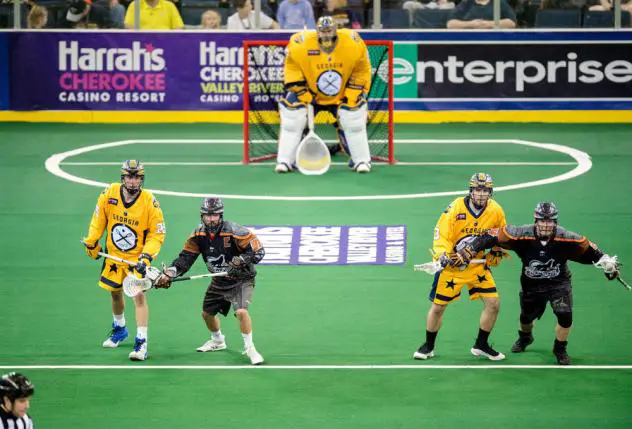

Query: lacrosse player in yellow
(82, 160), (166, 361)
(413, 173), (508, 361)
(275, 15), (373, 174)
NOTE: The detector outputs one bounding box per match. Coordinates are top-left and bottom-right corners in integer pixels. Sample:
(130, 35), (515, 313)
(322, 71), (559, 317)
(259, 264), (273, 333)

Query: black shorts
(202, 279), (255, 316)
(519, 286), (573, 324)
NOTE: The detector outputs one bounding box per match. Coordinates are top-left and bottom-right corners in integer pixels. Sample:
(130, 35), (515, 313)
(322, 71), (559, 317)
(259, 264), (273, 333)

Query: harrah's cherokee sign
(7, 32), (632, 111)
(58, 41), (167, 104)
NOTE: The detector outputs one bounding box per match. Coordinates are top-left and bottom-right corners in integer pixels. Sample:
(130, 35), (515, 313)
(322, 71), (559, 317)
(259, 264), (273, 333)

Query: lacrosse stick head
(123, 274), (152, 298)
(414, 261), (443, 275)
(296, 133), (331, 176)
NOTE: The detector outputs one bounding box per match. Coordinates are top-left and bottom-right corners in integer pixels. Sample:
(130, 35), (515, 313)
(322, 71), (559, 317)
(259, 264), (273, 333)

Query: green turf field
(1, 123), (631, 428)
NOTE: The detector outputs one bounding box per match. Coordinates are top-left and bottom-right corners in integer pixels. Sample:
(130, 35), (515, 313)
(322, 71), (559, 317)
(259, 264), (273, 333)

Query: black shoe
(413, 343), (435, 360)
(554, 350), (572, 365)
(511, 331), (534, 353)
(471, 342), (506, 361)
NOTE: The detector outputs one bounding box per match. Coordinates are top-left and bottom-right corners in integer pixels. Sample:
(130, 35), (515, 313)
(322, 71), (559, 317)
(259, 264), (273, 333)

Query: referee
(0, 373), (35, 429)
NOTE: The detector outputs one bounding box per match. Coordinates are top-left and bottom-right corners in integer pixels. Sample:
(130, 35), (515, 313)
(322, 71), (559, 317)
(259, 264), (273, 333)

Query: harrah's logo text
(57, 41), (167, 104)
(59, 41), (166, 72)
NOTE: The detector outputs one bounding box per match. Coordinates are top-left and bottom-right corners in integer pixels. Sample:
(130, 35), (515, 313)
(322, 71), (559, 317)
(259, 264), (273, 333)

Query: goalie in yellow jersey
(275, 15), (373, 174)
(81, 160), (166, 361)
(413, 173), (509, 362)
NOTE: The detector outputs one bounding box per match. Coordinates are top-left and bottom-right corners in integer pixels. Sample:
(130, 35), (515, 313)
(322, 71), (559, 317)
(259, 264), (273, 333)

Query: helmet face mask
(468, 172), (493, 209)
(317, 16), (337, 51)
(534, 201), (558, 239)
(120, 160), (145, 196)
(200, 197), (224, 233)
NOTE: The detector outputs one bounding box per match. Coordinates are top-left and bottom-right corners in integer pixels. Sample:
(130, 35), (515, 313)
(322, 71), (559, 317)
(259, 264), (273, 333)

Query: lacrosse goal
(242, 40), (394, 164)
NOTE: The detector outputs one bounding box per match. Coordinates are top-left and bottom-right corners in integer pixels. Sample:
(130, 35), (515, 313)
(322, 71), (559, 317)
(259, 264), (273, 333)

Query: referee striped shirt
(0, 409), (34, 429)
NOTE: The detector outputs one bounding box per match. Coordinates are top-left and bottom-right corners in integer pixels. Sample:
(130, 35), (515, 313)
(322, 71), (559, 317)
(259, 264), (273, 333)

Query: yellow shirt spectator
(125, 0), (184, 30)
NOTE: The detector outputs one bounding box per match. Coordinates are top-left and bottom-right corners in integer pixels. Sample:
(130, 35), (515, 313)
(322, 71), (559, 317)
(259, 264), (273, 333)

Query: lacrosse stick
(414, 259), (486, 275)
(123, 271), (229, 298)
(295, 103), (331, 176)
(594, 255), (630, 291)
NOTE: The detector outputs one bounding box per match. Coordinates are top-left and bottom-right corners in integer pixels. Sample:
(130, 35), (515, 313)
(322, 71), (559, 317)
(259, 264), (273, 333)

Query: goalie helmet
(468, 172), (493, 209)
(120, 159), (145, 196)
(534, 201), (558, 239)
(316, 16), (338, 51)
(200, 197), (224, 234)
(0, 373), (34, 402)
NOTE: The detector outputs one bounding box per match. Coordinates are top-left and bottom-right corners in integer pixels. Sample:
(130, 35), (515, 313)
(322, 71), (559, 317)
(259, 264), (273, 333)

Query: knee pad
(277, 101), (308, 165)
(555, 311), (573, 329)
(337, 104), (370, 167)
(520, 314), (535, 325)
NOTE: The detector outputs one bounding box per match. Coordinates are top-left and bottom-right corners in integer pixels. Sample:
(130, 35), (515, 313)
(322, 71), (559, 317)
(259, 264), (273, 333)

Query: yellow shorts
(429, 265), (498, 305)
(98, 260), (133, 292)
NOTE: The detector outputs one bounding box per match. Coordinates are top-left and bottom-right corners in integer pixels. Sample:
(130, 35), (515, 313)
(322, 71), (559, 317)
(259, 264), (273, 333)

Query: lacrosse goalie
(275, 15), (372, 174)
(413, 173), (508, 362)
(455, 201), (622, 365)
(81, 160), (166, 361)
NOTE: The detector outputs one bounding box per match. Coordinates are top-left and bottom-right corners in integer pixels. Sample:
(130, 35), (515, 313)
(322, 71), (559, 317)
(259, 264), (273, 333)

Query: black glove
(226, 256), (248, 278)
(605, 270), (619, 281)
(457, 245), (477, 265)
(135, 253), (152, 277)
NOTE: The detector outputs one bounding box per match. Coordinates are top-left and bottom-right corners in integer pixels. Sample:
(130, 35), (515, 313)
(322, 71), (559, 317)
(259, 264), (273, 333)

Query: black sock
(554, 339), (568, 352)
(426, 330), (438, 348)
(476, 328), (490, 346)
(519, 330), (532, 338)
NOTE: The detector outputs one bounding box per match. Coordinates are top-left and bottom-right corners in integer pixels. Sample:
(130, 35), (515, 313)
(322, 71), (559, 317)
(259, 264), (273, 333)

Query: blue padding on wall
(0, 33), (9, 110)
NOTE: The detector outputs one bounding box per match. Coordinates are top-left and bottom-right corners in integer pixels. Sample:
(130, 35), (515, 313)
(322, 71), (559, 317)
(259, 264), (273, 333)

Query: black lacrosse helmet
(0, 373), (34, 402)
(200, 197), (224, 233)
(534, 201), (558, 239)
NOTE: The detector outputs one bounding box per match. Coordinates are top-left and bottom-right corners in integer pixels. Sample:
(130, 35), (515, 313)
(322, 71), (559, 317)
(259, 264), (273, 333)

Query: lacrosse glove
(82, 239), (102, 260)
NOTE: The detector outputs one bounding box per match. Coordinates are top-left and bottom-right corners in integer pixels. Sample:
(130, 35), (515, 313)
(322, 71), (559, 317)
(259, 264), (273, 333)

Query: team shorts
(519, 286), (572, 323)
(203, 279), (255, 316)
(429, 265), (498, 305)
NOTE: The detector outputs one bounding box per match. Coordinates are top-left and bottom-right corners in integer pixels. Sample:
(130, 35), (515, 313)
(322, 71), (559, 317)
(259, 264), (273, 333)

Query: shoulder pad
(222, 221), (252, 237)
(193, 224), (206, 235)
(292, 33), (304, 44)
(554, 226), (584, 241)
(443, 197), (462, 214)
(505, 224), (535, 238)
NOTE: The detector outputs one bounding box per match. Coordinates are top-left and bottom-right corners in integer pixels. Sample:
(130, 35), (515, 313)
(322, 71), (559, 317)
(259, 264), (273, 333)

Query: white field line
(0, 365), (631, 370)
(61, 161), (577, 167)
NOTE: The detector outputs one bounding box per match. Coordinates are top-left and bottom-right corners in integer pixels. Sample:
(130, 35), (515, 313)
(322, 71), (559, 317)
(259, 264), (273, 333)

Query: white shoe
(355, 162), (371, 173)
(128, 338), (148, 361)
(196, 338), (227, 352)
(243, 345), (264, 365)
(274, 163), (290, 173)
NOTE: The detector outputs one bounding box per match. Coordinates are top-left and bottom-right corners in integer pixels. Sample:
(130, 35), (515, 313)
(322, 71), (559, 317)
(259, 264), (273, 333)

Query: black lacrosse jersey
(484, 224), (604, 292)
(171, 221), (265, 290)
(0, 408), (34, 429)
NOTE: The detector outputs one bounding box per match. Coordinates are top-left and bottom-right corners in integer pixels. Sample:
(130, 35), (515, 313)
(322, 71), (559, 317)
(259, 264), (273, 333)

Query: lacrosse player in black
(455, 202), (621, 365)
(155, 197), (266, 365)
(1, 372), (35, 428)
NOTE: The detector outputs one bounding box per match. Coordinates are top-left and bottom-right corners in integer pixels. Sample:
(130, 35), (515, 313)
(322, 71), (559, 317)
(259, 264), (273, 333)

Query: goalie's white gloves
(594, 254), (621, 280)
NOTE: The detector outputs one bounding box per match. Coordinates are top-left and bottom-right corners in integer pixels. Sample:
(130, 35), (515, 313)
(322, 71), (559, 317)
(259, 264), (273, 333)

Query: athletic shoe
(471, 343), (506, 361)
(102, 323), (128, 348)
(274, 163), (290, 173)
(128, 338), (148, 361)
(196, 338), (227, 352)
(413, 343), (435, 360)
(554, 350), (572, 366)
(511, 331), (534, 353)
(355, 162), (371, 173)
(243, 346), (264, 365)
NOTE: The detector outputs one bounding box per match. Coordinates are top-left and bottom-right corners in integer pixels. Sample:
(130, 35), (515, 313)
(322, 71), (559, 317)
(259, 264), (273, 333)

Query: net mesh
(244, 41), (393, 163)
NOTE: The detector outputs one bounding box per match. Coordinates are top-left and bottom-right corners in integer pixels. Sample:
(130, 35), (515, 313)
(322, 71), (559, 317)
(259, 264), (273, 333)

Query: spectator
(447, 0), (516, 28)
(27, 5), (47, 28)
(319, 0), (361, 29)
(108, 0), (125, 28)
(200, 9), (222, 28)
(226, 0), (280, 29)
(402, 0), (455, 12)
(65, 0), (92, 27)
(588, 0), (632, 15)
(277, 0), (316, 29)
(125, 0), (185, 29)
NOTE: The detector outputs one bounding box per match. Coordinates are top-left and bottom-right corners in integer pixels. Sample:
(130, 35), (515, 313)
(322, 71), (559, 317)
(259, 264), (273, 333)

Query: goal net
(243, 40), (394, 164)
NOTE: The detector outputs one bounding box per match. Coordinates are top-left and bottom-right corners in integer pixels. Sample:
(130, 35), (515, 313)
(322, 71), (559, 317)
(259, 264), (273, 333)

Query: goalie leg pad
(277, 100), (308, 167)
(337, 103), (370, 169)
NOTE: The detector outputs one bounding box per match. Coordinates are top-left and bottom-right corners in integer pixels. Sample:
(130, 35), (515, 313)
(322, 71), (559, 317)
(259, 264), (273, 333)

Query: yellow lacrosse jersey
(284, 28), (371, 106)
(85, 183), (166, 263)
(432, 196), (507, 266)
